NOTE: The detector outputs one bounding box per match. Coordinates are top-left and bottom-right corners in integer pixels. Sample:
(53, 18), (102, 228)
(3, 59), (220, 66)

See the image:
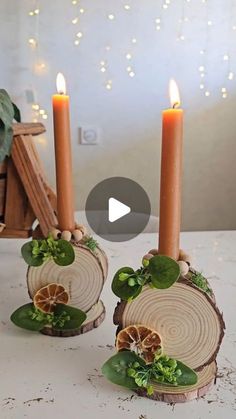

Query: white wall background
(0, 0), (236, 231)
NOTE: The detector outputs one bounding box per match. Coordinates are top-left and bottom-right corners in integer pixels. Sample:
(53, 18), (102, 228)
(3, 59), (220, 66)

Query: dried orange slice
(116, 325), (162, 364)
(33, 283), (69, 313)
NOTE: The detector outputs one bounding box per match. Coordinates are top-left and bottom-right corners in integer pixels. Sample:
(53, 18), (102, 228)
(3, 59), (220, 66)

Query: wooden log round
(136, 361), (217, 403)
(27, 243), (108, 313)
(114, 278), (225, 372)
(41, 300), (105, 337)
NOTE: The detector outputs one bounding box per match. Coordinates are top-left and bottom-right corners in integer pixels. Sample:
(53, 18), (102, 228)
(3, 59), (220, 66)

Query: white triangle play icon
(108, 197), (131, 223)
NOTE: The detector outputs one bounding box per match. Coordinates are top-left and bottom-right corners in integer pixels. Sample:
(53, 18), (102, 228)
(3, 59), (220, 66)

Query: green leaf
(84, 236), (98, 251)
(0, 89), (15, 162)
(10, 303), (47, 331)
(112, 267), (142, 301)
(148, 255), (180, 289)
(54, 240), (75, 266)
(12, 102), (21, 122)
(21, 241), (44, 266)
(102, 351), (145, 389)
(190, 272), (212, 295)
(175, 361), (198, 386)
(53, 304), (86, 330)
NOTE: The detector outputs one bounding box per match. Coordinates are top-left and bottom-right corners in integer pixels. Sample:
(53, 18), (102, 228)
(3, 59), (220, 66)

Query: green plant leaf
(175, 361), (198, 386)
(53, 240), (75, 266)
(84, 236), (98, 251)
(190, 272), (212, 295)
(10, 303), (47, 331)
(12, 102), (21, 122)
(148, 255), (180, 289)
(21, 241), (44, 266)
(102, 351), (145, 389)
(112, 267), (142, 301)
(0, 89), (15, 162)
(53, 304), (86, 330)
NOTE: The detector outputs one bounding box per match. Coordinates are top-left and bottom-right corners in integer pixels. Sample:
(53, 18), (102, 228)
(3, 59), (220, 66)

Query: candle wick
(173, 102), (180, 109)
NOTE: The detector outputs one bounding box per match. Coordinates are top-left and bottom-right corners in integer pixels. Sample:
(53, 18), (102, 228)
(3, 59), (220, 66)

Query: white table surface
(0, 231), (236, 419)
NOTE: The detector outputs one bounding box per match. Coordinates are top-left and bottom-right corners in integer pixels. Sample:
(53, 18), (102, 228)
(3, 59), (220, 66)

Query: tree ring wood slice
(136, 361), (217, 403)
(114, 279), (225, 371)
(41, 300), (105, 337)
(27, 243), (108, 313)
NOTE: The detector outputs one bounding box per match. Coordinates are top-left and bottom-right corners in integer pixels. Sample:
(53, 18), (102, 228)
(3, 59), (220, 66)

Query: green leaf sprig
(102, 351), (198, 395)
(190, 272), (212, 295)
(84, 236), (98, 251)
(112, 255), (180, 302)
(0, 89), (21, 162)
(11, 303), (87, 332)
(21, 235), (75, 267)
(28, 306), (70, 329)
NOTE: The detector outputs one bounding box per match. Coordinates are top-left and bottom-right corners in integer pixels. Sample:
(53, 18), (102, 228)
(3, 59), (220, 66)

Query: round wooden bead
(50, 228), (61, 240)
(143, 253), (154, 261)
(75, 223), (87, 236)
(181, 254), (192, 266)
(179, 249), (192, 266)
(61, 230), (72, 242)
(72, 229), (83, 242)
(178, 260), (189, 276)
(148, 249), (159, 256)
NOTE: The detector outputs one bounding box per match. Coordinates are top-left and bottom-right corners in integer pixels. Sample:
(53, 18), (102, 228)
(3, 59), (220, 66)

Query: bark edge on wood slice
(136, 361), (217, 403)
(114, 275), (225, 372)
(27, 243), (108, 314)
(41, 300), (105, 337)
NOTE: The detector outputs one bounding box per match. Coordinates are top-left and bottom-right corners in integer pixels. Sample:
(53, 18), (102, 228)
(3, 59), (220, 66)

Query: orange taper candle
(158, 80), (183, 260)
(52, 73), (75, 231)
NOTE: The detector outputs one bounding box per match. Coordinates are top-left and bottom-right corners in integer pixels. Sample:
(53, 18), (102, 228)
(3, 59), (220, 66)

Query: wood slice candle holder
(27, 241), (108, 337)
(114, 273), (225, 402)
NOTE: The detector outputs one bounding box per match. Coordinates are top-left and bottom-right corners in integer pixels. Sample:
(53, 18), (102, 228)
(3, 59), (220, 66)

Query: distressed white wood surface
(0, 231), (235, 419)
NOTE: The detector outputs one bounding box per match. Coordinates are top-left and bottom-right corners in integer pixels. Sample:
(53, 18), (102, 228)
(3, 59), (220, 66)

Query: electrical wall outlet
(79, 127), (100, 145)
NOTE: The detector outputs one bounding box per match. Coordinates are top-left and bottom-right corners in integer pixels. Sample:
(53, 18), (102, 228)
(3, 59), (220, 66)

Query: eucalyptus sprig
(112, 255), (180, 302)
(0, 89), (21, 162)
(21, 235), (75, 267)
(102, 351), (198, 395)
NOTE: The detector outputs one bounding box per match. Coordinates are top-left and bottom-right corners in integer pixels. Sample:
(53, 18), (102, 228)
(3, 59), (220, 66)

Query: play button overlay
(85, 177), (151, 242)
(108, 198), (131, 223)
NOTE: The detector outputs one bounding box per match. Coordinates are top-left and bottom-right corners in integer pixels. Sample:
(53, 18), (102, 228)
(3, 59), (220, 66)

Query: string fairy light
(220, 0), (236, 97)
(177, 0), (188, 41)
(28, 0), (48, 122)
(197, 0), (212, 98)
(71, 1), (85, 46)
(26, 1), (236, 100)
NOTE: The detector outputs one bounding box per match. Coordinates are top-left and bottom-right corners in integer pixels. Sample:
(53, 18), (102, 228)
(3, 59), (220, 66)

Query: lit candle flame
(169, 79), (181, 108)
(56, 73), (66, 95)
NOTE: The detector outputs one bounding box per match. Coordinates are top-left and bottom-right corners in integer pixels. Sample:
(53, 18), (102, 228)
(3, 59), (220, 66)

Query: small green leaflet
(21, 242), (44, 266)
(147, 255), (180, 289)
(102, 351), (145, 389)
(54, 240), (75, 266)
(112, 267), (142, 301)
(53, 304), (87, 331)
(11, 303), (48, 331)
(173, 361), (198, 386)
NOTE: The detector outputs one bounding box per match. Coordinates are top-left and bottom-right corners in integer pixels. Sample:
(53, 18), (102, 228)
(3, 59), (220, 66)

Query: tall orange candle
(52, 73), (75, 231)
(158, 80), (183, 260)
